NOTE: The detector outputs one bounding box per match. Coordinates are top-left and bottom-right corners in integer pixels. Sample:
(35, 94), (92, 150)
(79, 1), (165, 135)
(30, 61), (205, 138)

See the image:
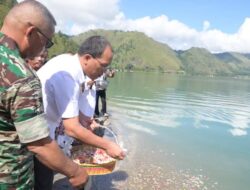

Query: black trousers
(34, 156), (54, 190)
(95, 89), (106, 116)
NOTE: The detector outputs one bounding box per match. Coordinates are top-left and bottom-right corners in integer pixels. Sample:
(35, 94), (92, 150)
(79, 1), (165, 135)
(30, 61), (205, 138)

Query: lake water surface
(92, 72), (250, 190)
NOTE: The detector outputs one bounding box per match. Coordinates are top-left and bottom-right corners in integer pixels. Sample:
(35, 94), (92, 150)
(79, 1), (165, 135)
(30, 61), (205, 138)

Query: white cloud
(203, 21), (210, 31)
(229, 128), (247, 136)
(17, 0), (250, 53)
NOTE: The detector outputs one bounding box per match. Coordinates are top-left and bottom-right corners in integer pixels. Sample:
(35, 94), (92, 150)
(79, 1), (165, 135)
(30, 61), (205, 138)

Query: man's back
(37, 53), (85, 138)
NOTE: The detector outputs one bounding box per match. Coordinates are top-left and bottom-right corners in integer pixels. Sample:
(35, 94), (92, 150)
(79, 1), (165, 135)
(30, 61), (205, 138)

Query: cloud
(203, 21), (210, 31)
(229, 128), (247, 136)
(17, 0), (250, 53)
(37, 0), (121, 34)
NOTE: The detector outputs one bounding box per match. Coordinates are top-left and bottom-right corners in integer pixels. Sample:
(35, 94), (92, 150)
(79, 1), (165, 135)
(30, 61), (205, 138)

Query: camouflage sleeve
(2, 76), (49, 143)
(15, 113), (49, 143)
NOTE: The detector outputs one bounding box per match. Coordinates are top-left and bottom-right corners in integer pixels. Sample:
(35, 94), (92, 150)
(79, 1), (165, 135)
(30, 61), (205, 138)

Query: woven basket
(77, 160), (116, 176)
(71, 127), (117, 175)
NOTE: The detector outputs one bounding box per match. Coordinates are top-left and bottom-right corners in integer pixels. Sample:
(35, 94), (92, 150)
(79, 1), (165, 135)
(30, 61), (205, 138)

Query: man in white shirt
(37, 36), (125, 189)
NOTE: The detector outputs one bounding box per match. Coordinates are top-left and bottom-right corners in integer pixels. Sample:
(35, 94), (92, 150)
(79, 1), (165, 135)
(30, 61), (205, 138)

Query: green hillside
(215, 52), (250, 75)
(177, 47), (233, 76)
(49, 32), (79, 58)
(2, 2), (250, 76)
(72, 29), (182, 72)
(0, 0), (16, 27)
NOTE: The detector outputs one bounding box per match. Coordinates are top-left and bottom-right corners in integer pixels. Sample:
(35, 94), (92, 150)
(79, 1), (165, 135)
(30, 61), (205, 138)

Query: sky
(17, 0), (250, 53)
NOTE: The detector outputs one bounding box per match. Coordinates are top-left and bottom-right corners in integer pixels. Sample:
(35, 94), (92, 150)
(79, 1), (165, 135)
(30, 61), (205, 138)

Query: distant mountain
(176, 47), (233, 76)
(72, 29), (182, 72)
(72, 30), (250, 76)
(242, 53), (250, 59)
(215, 52), (250, 75)
(2, 1), (250, 76)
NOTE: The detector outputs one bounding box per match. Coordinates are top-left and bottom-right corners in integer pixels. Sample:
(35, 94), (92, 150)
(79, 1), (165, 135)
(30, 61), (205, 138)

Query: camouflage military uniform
(0, 32), (49, 189)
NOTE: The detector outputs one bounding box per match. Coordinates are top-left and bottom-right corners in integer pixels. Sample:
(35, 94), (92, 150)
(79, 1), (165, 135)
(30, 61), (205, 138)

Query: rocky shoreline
(53, 110), (218, 190)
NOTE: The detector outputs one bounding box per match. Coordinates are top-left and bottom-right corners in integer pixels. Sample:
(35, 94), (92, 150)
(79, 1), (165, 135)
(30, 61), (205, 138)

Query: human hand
(89, 119), (100, 131)
(69, 166), (89, 189)
(105, 141), (126, 160)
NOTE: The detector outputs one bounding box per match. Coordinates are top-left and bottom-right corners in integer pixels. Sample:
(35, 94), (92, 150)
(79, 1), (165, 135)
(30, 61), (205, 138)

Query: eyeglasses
(35, 27), (54, 49)
(94, 58), (110, 68)
(27, 22), (54, 49)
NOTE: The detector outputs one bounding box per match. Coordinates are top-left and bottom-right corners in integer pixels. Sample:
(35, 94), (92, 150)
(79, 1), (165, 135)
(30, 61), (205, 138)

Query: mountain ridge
(72, 30), (250, 76)
(1, 1), (250, 76)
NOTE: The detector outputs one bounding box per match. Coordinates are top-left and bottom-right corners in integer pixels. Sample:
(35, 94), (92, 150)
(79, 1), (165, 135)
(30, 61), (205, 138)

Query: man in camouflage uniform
(0, 1), (88, 189)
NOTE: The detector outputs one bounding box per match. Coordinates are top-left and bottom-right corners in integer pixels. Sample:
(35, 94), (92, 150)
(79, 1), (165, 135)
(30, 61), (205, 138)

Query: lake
(91, 72), (250, 190)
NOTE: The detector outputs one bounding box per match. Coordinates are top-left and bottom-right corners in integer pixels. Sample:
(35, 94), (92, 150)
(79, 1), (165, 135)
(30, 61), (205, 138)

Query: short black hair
(78, 35), (112, 58)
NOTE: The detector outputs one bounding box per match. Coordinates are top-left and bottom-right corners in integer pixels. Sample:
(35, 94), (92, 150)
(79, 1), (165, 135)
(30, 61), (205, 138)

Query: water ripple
(110, 90), (250, 136)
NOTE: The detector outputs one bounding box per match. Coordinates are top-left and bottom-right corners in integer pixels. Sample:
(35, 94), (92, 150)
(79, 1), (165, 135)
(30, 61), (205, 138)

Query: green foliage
(0, 0), (17, 27)
(48, 32), (79, 58)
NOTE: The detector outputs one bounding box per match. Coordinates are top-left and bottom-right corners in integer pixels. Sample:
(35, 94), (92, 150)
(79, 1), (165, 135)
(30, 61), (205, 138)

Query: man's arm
(27, 136), (88, 188)
(63, 116), (125, 160)
(79, 111), (99, 131)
